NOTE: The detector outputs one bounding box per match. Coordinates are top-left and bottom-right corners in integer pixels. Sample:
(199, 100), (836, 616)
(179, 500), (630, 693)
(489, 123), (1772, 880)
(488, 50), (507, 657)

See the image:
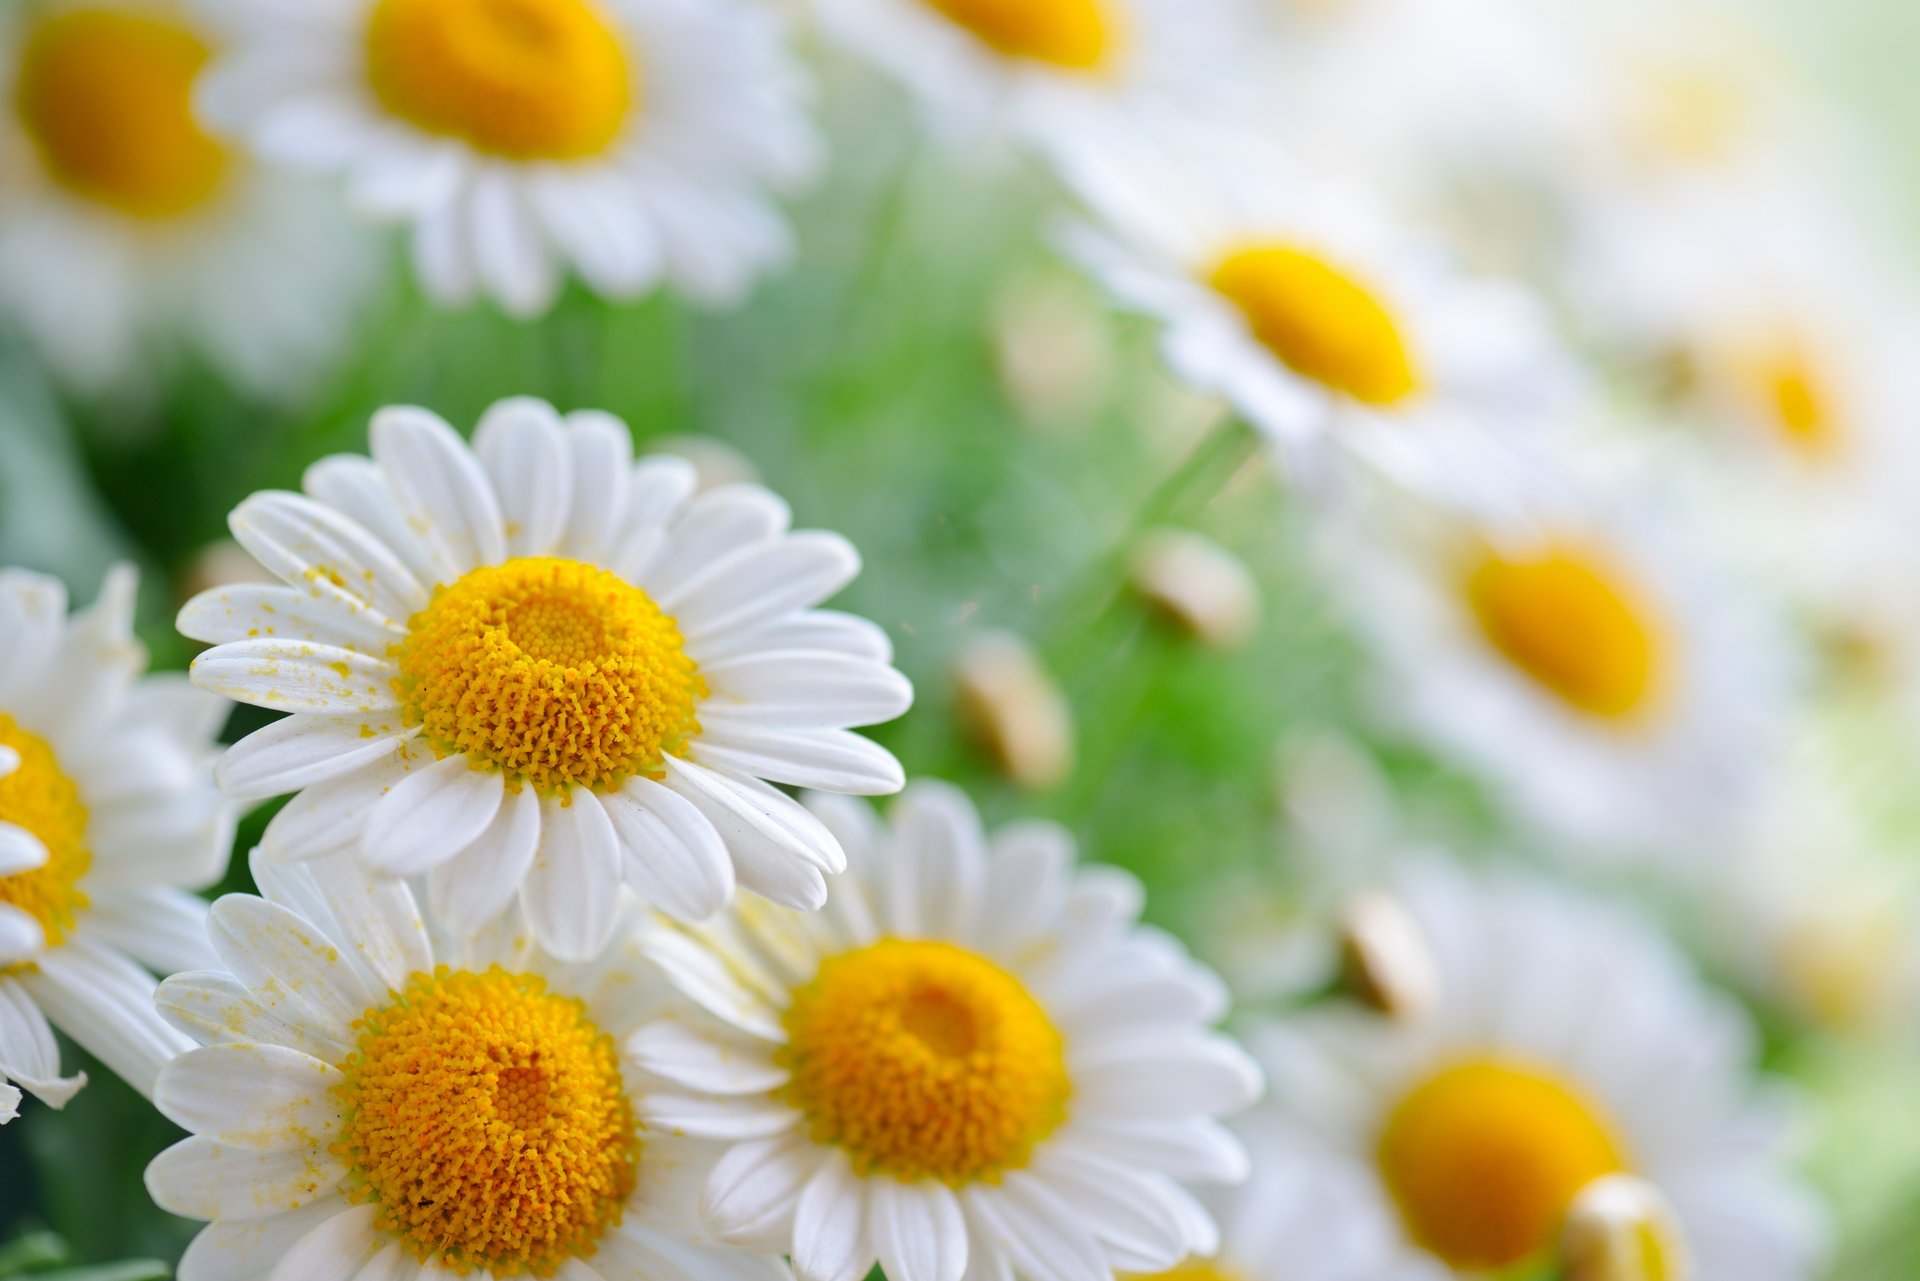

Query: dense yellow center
(0, 714), (91, 953)
(1465, 545), (1664, 721)
(333, 967), (638, 1277)
(921, 0), (1117, 70)
(780, 939), (1070, 1184)
(365, 0), (633, 159)
(1208, 244), (1420, 407)
(13, 8), (228, 219)
(1378, 1060), (1627, 1272)
(393, 558), (703, 795)
(1127, 1264), (1247, 1281)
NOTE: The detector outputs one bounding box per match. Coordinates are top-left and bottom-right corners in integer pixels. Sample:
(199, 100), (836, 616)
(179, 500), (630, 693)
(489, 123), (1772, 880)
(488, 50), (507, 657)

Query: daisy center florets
(1464, 545), (1663, 722)
(333, 966), (639, 1277)
(13, 8), (228, 219)
(1377, 1059), (1627, 1272)
(393, 557), (704, 795)
(365, 0), (634, 160)
(1128, 1263), (1248, 1281)
(779, 938), (1070, 1184)
(921, 0), (1116, 70)
(1207, 244), (1420, 407)
(0, 713), (91, 953)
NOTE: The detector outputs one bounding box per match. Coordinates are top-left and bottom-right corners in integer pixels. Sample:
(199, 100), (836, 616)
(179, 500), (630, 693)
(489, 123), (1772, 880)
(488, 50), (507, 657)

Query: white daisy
(145, 848), (789, 1281)
(0, 565), (236, 1115)
(0, 0), (379, 398)
(197, 0), (818, 317)
(631, 780), (1262, 1281)
(179, 397), (912, 961)
(1250, 859), (1829, 1281)
(1321, 469), (1791, 865)
(1057, 121), (1570, 512)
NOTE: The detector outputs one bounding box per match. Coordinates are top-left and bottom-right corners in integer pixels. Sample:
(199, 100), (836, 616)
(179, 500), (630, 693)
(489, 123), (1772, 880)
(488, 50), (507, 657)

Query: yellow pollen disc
(0, 713), (91, 952)
(333, 966), (638, 1277)
(1126, 1263), (1248, 1281)
(921, 0), (1117, 70)
(1464, 544), (1664, 721)
(393, 557), (703, 795)
(1377, 1060), (1627, 1272)
(13, 9), (228, 219)
(1208, 243), (1420, 407)
(780, 939), (1070, 1184)
(365, 0), (634, 160)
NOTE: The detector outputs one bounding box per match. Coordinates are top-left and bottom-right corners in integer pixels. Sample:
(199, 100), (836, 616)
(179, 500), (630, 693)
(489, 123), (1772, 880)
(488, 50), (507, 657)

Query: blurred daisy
(1322, 472), (1790, 864)
(197, 0), (818, 316)
(1059, 126), (1568, 510)
(632, 781), (1262, 1281)
(0, 0), (377, 397)
(146, 849), (787, 1281)
(1251, 861), (1828, 1281)
(181, 398), (911, 960)
(0, 566), (235, 1114)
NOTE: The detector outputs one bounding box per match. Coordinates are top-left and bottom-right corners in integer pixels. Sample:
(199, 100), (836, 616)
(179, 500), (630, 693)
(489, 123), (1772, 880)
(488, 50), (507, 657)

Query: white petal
(85, 887), (217, 975)
(262, 751), (418, 863)
(370, 406), (507, 578)
(604, 1226), (790, 1281)
(666, 757), (845, 879)
(692, 610), (896, 666)
(702, 651), (913, 729)
(693, 725), (904, 797)
(23, 939), (192, 1098)
(146, 1135), (347, 1221)
(227, 490), (426, 624)
(699, 1132), (815, 1245)
(871, 1181), (968, 1281)
(427, 783), (541, 933)
(0, 570), (65, 709)
(636, 924), (786, 1041)
(208, 896), (373, 1042)
(0, 976), (82, 1107)
(361, 756), (504, 877)
(304, 850), (433, 993)
(669, 533), (860, 642)
(1072, 1035), (1264, 1117)
(602, 777), (734, 921)
(0, 824), (47, 876)
(792, 1151), (873, 1281)
(178, 583), (401, 654)
(560, 410), (635, 562)
(469, 169), (559, 319)
(157, 970), (352, 1061)
(473, 397), (571, 558)
(1070, 1117), (1251, 1184)
(349, 1244), (414, 1281)
(192, 641), (398, 717)
(961, 1179), (1106, 1281)
(521, 789), (621, 962)
(882, 781), (986, 941)
(301, 454), (441, 591)
(178, 1201), (353, 1281)
(625, 1019), (787, 1094)
(648, 1091), (801, 1142)
(267, 1204), (382, 1281)
(217, 713), (415, 800)
(157, 1043), (343, 1149)
(647, 486), (790, 603)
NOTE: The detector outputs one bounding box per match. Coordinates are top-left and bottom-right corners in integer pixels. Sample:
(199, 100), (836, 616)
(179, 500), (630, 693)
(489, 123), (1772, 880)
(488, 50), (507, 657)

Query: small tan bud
(1131, 529), (1260, 648)
(1561, 1175), (1691, 1281)
(953, 631), (1075, 792)
(1337, 892), (1438, 1020)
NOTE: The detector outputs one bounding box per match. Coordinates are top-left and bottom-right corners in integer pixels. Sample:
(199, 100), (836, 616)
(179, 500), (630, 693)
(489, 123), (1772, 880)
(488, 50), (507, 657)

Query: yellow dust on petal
(0, 713), (91, 952)
(1208, 244), (1420, 407)
(780, 939), (1069, 1184)
(1464, 544), (1665, 722)
(1378, 1059), (1628, 1272)
(921, 0), (1117, 70)
(333, 966), (638, 1277)
(13, 8), (228, 219)
(365, 0), (634, 160)
(392, 557), (703, 796)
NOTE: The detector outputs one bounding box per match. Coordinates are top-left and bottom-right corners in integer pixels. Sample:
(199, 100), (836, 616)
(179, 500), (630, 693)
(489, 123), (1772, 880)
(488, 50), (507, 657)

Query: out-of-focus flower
(1130, 528), (1259, 648)
(197, 0), (819, 317)
(633, 781), (1262, 1281)
(0, 566), (235, 1115)
(953, 628), (1075, 790)
(180, 397), (910, 960)
(1250, 860), (1828, 1281)
(992, 267), (1115, 430)
(0, 1), (379, 397)
(145, 850), (785, 1281)
(1561, 1174), (1693, 1281)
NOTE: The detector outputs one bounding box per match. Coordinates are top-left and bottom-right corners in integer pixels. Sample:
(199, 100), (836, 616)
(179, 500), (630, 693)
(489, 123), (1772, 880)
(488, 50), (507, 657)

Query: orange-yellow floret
(0, 713), (91, 952)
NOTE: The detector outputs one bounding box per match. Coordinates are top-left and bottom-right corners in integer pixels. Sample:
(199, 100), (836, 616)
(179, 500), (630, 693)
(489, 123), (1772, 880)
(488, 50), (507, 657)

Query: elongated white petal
(702, 651), (913, 729)
(665, 758), (845, 881)
(474, 397), (571, 559)
(304, 851), (433, 994)
(649, 1091), (799, 1142)
(560, 410), (635, 562)
(602, 778), (734, 921)
(157, 1043), (343, 1149)
(217, 713), (414, 800)
(625, 1019), (787, 1094)
(361, 756), (503, 877)
(228, 491), (425, 624)
(870, 1181), (967, 1281)
(208, 896), (373, 1042)
(881, 781), (986, 942)
(157, 970), (352, 1062)
(370, 406), (507, 577)
(193, 641), (397, 717)
(670, 533), (860, 641)
(521, 790), (621, 962)
(146, 1135), (347, 1221)
(1071, 1034), (1263, 1116)
(0, 824), (47, 877)
(647, 487), (790, 602)
(178, 1200), (350, 1281)
(85, 887), (217, 975)
(698, 1131), (814, 1245)
(792, 1151), (873, 1281)
(427, 783), (540, 933)
(178, 583), (401, 654)
(262, 751), (418, 863)
(693, 724), (903, 797)
(24, 938), (193, 1098)
(267, 1203), (382, 1281)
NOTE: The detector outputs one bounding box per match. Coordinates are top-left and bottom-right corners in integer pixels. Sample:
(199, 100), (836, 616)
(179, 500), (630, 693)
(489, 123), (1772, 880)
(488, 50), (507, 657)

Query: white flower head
(633, 780), (1263, 1281)
(0, 0), (380, 398)
(146, 849), (788, 1281)
(182, 397), (912, 961)
(197, 0), (819, 317)
(0, 565), (236, 1114)
(1249, 859), (1829, 1281)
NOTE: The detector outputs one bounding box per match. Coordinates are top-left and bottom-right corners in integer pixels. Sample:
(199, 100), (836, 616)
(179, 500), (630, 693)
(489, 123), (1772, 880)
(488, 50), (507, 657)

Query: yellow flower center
(393, 557), (704, 796)
(1377, 1060), (1628, 1272)
(365, 0), (634, 160)
(1127, 1263), (1247, 1281)
(921, 0), (1117, 71)
(1208, 243), (1420, 407)
(333, 966), (639, 1278)
(1465, 544), (1664, 722)
(12, 8), (228, 219)
(780, 939), (1070, 1184)
(0, 713), (91, 953)
(1749, 344), (1841, 460)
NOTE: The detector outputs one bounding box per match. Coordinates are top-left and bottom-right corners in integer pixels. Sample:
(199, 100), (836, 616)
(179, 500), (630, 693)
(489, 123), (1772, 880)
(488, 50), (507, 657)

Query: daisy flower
(1321, 470), (1791, 865)
(0, 0), (378, 398)
(196, 0), (818, 317)
(145, 848), (789, 1281)
(631, 780), (1262, 1281)
(1250, 860), (1829, 1281)
(180, 397), (912, 961)
(0, 565), (236, 1115)
(1057, 123), (1570, 511)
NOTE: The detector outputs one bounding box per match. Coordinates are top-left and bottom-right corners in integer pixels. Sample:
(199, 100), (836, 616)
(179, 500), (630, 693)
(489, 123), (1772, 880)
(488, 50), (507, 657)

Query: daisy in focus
(0, 566), (235, 1116)
(1251, 860), (1828, 1281)
(181, 397), (911, 960)
(196, 0), (818, 317)
(1322, 471), (1790, 865)
(1058, 125), (1569, 511)
(631, 780), (1262, 1281)
(0, 0), (377, 397)
(145, 849), (788, 1281)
